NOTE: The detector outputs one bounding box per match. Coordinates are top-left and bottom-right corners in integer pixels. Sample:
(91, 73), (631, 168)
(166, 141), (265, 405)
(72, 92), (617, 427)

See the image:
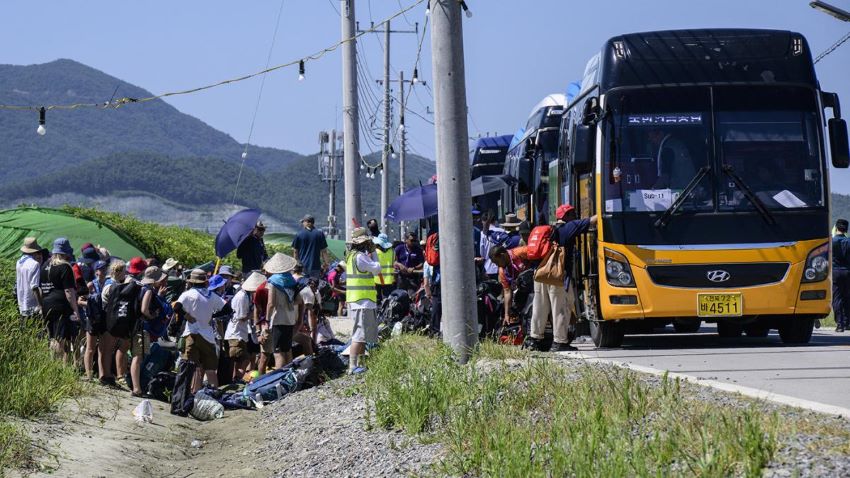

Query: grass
(364, 335), (781, 477)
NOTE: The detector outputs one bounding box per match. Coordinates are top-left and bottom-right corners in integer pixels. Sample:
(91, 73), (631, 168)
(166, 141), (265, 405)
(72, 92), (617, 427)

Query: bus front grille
(646, 263), (790, 288)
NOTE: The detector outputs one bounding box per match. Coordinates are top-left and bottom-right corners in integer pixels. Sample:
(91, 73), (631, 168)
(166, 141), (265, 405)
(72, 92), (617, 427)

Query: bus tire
(716, 321), (742, 338)
(778, 318), (814, 344)
(590, 320), (624, 348)
(673, 319), (701, 333)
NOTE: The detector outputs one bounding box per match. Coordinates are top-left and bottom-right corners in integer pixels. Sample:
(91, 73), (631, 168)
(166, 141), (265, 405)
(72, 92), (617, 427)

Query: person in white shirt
(15, 237), (43, 318)
(225, 272), (264, 382)
(178, 269), (225, 393)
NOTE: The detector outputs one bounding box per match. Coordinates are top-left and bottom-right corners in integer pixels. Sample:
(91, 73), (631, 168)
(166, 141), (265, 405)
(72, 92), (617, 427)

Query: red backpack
(425, 233), (440, 266)
(526, 225), (555, 260)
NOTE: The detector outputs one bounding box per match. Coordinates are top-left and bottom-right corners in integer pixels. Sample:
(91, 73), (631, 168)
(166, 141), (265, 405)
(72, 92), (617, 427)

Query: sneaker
(522, 337), (545, 351)
(116, 377), (129, 389)
(836, 326), (846, 333)
(550, 342), (578, 352)
(350, 366), (368, 375)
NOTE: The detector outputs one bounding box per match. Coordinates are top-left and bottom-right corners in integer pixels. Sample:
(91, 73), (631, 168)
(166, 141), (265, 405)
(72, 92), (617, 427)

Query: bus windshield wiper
(721, 164), (776, 225)
(654, 166), (711, 228)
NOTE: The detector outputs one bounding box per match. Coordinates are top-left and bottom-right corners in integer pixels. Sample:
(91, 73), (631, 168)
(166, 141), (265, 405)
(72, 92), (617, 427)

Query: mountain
(0, 59), (436, 229)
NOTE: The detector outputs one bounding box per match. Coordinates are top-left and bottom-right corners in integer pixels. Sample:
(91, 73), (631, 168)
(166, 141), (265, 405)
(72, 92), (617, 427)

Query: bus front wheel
(590, 320), (624, 348)
(778, 318), (814, 344)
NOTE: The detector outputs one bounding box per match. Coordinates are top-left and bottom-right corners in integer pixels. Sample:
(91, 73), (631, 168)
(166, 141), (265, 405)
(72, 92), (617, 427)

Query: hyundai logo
(706, 270), (731, 283)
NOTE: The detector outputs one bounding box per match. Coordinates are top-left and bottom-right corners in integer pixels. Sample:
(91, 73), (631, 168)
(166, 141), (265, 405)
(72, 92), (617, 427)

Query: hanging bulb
(460, 0), (472, 17)
(298, 60), (305, 81)
(398, 123), (405, 132)
(425, 2), (430, 16)
(391, 152), (398, 159)
(241, 151), (248, 160)
(36, 107), (46, 136)
(378, 168), (383, 175)
(412, 68), (419, 84)
(360, 163), (365, 170)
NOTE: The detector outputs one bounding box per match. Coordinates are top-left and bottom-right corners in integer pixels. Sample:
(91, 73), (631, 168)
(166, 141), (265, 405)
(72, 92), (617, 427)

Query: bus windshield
(604, 86), (824, 214)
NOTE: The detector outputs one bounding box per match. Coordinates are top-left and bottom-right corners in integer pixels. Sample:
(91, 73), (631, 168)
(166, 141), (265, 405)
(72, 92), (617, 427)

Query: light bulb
(241, 151), (248, 159)
(36, 124), (46, 136)
(378, 169), (383, 175)
(465, 8), (473, 18)
(360, 163), (365, 170)
(298, 60), (305, 81)
(391, 153), (397, 159)
(298, 73), (305, 81)
(425, 6), (430, 16)
(398, 124), (405, 131)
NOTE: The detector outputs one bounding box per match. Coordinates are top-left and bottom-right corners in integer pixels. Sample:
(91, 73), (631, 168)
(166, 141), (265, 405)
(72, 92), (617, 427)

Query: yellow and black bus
(555, 29), (850, 347)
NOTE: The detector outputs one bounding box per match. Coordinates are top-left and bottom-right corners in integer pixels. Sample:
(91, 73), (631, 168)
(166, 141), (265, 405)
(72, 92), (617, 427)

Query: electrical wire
(232, 0), (286, 205)
(815, 30), (850, 64)
(0, 0), (426, 112)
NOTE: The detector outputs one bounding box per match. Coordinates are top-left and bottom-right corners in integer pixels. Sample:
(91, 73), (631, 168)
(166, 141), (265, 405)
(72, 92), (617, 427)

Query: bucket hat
(218, 265), (236, 278)
(186, 269), (208, 285)
(141, 266), (167, 285)
(20, 237), (41, 254)
(51, 237), (74, 257)
(372, 233), (392, 249)
(350, 227), (372, 245)
(264, 252), (298, 274)
(127, 257), (147, 275)
(208, 274), (227, 291)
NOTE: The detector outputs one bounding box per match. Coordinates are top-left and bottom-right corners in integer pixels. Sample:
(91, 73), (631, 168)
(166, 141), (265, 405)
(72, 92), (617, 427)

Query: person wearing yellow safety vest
(372, 233), (396, 301)
(345, 227), (381, 374)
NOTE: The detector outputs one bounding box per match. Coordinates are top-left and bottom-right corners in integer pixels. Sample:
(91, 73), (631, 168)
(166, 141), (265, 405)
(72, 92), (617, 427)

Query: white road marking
(561, 351), (850, 419)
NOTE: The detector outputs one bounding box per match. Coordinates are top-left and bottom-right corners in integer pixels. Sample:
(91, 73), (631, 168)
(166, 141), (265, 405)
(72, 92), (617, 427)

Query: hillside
(0, 59), (435, 229)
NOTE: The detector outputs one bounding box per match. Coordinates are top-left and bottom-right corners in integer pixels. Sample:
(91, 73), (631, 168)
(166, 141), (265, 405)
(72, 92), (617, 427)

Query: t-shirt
(178, 287), (226, 345)
(833, 235), (850, 270)
(480, 226), (504, 275)
(253, 281), (269, 320)
(40, 262), (75, 315)
(225, 289), (252, 342)
(556, 218), (591, 286)
(394, 244), (424, 271)
(16, 255), (41, 314)
(498, 246), (530, 289)
(291, 227), (328, 275)
(268, 285), (303, 326)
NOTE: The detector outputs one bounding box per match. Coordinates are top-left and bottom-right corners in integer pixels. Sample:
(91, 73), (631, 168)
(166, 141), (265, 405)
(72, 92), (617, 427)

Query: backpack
(140, 285), (172, 338)
(170, 360), (196, 416)
(425, 233), (440, 266)
(107, 280), (142, 339)
(526, 225), (555, 260)
(243, 368), (298, 403)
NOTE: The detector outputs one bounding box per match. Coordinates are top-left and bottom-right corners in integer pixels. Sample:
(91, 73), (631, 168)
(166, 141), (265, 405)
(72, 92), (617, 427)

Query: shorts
(183, 334), (218, 371)
(131, 331), (151, 357)
(271, 324), (294, 354)
(260, 329), (274, 355)
(228, 339), (247, 359)
(350, 307), (379, 344)
(44, 306), (79, 341)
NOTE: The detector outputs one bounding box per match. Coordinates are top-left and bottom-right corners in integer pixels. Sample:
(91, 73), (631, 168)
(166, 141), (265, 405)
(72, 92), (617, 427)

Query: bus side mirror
(572, 124), (596, 173)
(829, 118), (850, 168)
(582, 98), (600, 125)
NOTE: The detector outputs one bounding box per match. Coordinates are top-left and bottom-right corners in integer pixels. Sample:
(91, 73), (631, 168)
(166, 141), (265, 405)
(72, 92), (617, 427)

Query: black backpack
(107, 280), (142, 339)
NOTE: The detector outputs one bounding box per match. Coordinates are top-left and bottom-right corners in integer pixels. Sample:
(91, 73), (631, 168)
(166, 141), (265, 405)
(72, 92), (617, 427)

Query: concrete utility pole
(398, 70), (407, 237)
(329, 130), (339, 239)
(430, 0), (477, 361)
(341, 0), (361, 240)
(359, 21), (418, 236)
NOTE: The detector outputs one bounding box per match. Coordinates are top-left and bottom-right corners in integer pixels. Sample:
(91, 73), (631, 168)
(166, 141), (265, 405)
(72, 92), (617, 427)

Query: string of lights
(0, 0), (427, 133)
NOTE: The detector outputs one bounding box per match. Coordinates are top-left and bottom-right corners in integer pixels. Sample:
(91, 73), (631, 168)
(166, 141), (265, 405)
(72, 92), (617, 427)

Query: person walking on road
(346, 227), (381, 374)
(832, 219), (850, 332)
(291, 214), (330, 279)
(237, 222), (269, 274)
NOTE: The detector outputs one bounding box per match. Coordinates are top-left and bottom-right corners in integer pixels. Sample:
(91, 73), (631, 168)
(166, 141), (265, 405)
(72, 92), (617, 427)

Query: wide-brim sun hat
(162, 258), (179, 271)
(264, 252), (298, 274)
(218, 265), (236, 278)
(241, 272), (266, 292)
(208, 274), (227, 291)
(20, 236), (41, 254)
(350, 227), (372, 245)
(141, 266), (167, 285)
(372, 233), (392, 249)
(186, 268), (208, 284)
(502, 213), (522, 229)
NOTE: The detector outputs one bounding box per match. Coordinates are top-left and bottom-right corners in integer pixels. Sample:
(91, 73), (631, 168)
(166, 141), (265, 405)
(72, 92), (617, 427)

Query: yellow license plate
(697, 293), (743, 318)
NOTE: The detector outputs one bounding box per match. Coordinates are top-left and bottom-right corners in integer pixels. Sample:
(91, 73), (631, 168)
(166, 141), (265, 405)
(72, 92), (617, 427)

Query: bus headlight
(604, 248), (635, 287)
(802, 243), (829, 283)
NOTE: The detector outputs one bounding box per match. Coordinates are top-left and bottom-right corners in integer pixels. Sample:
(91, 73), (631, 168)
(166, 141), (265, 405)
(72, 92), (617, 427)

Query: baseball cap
(556, 204), (575, 220)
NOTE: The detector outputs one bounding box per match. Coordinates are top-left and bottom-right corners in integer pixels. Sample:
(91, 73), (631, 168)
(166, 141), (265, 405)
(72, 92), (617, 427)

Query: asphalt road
(572, 324), (850, 411)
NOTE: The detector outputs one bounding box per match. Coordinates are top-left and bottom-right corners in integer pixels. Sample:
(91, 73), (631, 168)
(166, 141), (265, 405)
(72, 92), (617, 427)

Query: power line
(233, 0), (287, 205)
(815, 30), (850, 64)
(0, 0), (426, 112)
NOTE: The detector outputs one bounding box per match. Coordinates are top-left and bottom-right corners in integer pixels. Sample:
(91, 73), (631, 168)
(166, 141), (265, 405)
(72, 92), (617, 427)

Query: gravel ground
(256, 376), (445, 478)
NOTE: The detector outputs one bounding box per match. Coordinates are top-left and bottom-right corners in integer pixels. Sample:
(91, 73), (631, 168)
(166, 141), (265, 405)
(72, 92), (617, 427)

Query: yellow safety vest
(373, 249), (396, 285)
(346, 252), (377, 303)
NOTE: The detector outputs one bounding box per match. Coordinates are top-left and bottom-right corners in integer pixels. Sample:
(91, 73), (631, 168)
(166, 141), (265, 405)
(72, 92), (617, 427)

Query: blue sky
(1, 0), (849, 190)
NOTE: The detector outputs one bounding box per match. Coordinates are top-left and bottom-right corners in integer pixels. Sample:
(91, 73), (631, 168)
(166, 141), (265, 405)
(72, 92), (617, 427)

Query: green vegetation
(365, 335), (781, 477)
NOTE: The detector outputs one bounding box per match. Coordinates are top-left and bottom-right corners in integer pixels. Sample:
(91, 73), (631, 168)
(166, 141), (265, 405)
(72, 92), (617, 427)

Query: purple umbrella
(385, 184), (438, 222)
(215, 208), (261, 258)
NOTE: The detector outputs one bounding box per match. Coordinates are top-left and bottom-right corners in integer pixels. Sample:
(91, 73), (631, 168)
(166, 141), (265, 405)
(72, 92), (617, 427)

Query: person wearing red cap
(529, 204), (596, 351)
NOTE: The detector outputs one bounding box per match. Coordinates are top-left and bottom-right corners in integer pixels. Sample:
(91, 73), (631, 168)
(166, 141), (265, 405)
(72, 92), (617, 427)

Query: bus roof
(528, 94), (566, 119)
(592, 29), (816, 91)
(473, 135), (512, 150)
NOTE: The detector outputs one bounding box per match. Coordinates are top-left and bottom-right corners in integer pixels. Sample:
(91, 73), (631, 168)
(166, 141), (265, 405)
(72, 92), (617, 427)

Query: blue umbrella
(385, 184), (438, 222)
(215, 208), (261, 258)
